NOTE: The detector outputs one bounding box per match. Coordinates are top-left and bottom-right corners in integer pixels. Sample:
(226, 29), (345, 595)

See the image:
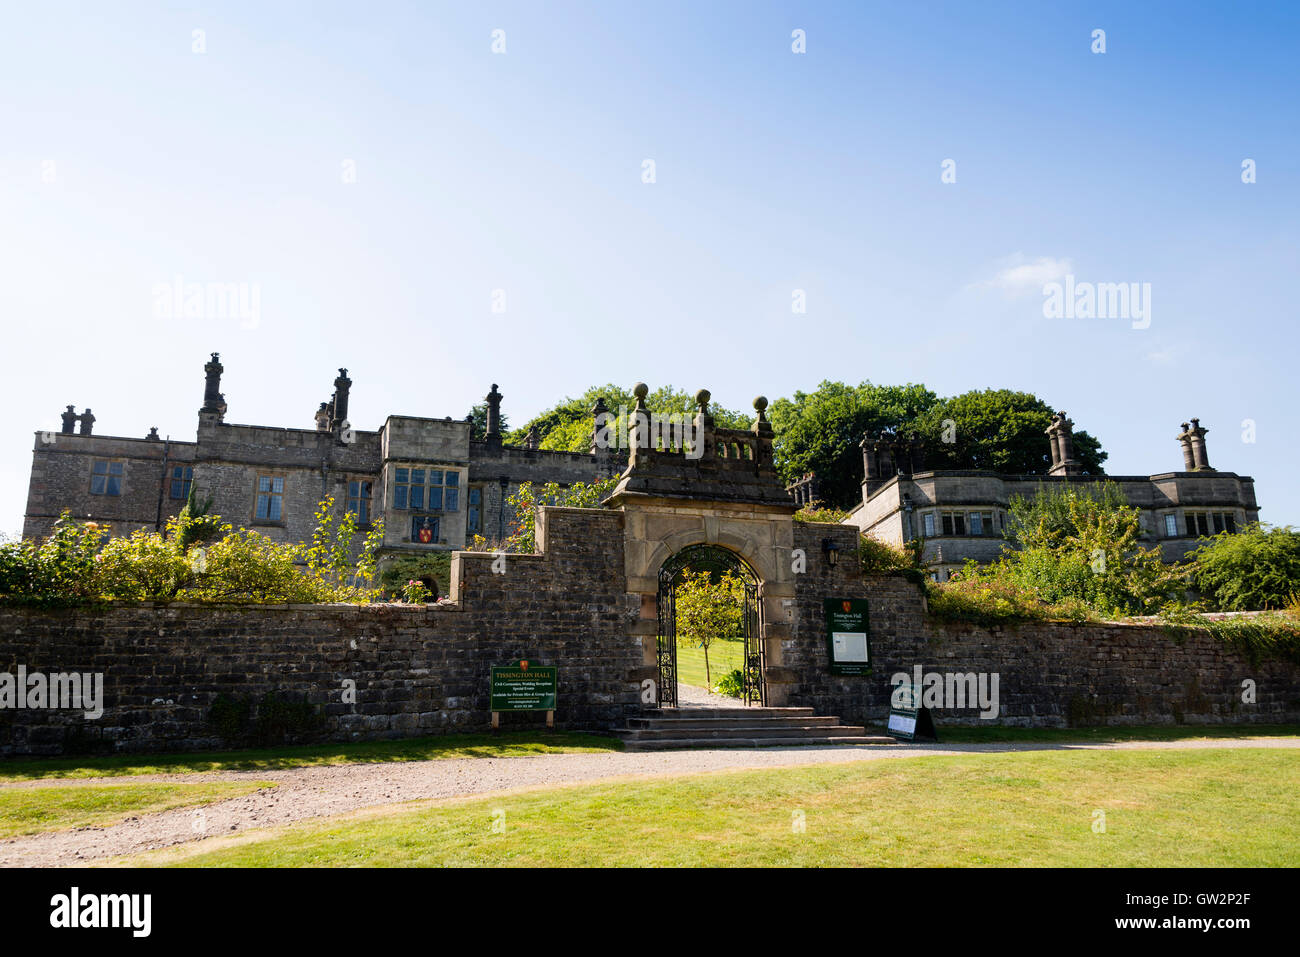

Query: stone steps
(618, 706), (899, 751)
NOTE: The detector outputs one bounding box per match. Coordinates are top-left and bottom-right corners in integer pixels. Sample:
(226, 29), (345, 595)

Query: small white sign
(888, 713), (917, 735)
(831, 631), (869, 663)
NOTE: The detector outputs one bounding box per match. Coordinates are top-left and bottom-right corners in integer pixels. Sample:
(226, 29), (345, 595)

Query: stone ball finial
(754, 396), (768, 412)
(633, 382), (648, 400)
(695, 388), (711, 409)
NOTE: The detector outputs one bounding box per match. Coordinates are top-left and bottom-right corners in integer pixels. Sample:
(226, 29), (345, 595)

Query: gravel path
(2, 737), (1296, 867)
(676, 682), (744, 708)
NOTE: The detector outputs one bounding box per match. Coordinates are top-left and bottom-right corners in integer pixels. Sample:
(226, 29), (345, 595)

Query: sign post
(823, 598), (871, 676)
(490, 660), (557, 730)
(886, 683), (938, 741)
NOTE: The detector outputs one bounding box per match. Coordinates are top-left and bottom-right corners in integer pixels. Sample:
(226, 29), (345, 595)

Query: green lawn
(0, 732), (623, 782)
(675, 636), (745, 692)
(124, 747), (1300, 867)
(0, 781), (274, 838)
(913, 723), (1300, 744)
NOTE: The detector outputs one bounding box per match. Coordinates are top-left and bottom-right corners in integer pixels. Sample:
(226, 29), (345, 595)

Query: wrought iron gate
(656, 544), (763, 708)
(741, 578), (765, 706)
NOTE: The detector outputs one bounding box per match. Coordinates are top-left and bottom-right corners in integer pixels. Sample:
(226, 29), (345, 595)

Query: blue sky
(2, 0), (1297, 534)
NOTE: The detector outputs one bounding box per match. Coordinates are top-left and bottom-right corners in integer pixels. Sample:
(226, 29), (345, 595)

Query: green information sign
(490, 660), (557, 713)
(823, 598), (871, 676)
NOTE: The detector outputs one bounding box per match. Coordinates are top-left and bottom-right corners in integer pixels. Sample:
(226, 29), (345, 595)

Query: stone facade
(844, 413), (1260, 580)
(22, 354), (623, 562)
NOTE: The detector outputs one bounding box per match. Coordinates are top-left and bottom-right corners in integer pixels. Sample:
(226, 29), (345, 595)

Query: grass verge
(898, 723), (1300, 744)
(0, 781), (273, 838)
(124, 747), (1299, 867)
(0, 731), (622, 782)
(674, 636), (744, 692)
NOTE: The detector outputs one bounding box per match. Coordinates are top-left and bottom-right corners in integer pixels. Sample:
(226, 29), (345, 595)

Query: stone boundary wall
(0, 507), (641, 756)
(2, 512), (1297, 755)
(785, 567), (1300, 729)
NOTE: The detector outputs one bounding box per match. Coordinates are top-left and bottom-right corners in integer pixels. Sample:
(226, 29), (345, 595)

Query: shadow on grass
(0, 731), (624, 781)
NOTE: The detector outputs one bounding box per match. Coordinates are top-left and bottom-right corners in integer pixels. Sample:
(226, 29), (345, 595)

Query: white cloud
(969, 253), (1073, 298)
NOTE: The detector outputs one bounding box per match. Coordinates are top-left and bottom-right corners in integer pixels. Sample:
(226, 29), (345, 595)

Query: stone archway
(601, 387), (801, 709)
(655, 543), (762, 708)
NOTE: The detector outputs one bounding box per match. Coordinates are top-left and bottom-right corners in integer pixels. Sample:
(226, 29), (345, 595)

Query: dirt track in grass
(2, 738), (1296, 867)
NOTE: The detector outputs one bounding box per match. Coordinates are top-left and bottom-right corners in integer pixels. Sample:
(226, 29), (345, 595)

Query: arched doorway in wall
(656, 544), (763, 708)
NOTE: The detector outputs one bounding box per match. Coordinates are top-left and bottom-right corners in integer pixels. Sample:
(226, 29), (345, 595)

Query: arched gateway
(603, 385), (805, 709)
(656, 543), (762, 707)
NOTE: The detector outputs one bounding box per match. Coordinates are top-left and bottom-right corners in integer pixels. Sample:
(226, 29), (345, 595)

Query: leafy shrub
(379, 553), (451, 598)
(793, 501), (849, 524)
(0, 513), (105, 604)
(1188, 523), (1300, 610)
(401, 579), (432, 604)
(98, 529), (193, 600)
(505, 478), (618, 553)
(859, 535), (925, 580)
(712, 669), (745, 698)
(183, 529), (344, 603)
(0, 504), (385, 606)
(1001, 482), (1183, 616)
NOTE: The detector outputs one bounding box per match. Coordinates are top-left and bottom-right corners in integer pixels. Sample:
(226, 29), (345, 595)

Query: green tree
(504, 478), (619, 553)
(174, 485), (222, 551)
(1189, 524), (1300, 610)
(916, 390), (1107, 475)
(768, 380), (939, 508)
(997, 482), (1180, 616)
(507, 384), (752, 452)
(673, 568), (745, 687)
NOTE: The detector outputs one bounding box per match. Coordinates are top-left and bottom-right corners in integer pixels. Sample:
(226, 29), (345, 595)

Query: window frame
(89, 459), (125, 496)
(169, 465), (194, 500)
(254, 474), (286, 524)
(391, 466), (461, 512)
(346, 479), (373, 526)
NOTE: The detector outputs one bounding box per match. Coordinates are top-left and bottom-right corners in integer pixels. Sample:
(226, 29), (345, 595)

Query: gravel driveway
(2, 737), (1295, 867)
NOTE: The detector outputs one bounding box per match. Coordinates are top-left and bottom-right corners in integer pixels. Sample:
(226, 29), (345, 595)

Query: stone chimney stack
(146, 427), (160, 442)
(330, 368), (352, 430)
(315, 402), (331, 432)
(60, 405), (78, 434)
(200, 353), (226, 418)
(484, 384), (503, 449)
(79, 409), (95, 435)
(1188, 417), (1211, 470)
(1046, 412), (1082, 476)
(1176, 422), (1196, 470)
(906, 432), (925, 475)
(524, 424), (540, 450)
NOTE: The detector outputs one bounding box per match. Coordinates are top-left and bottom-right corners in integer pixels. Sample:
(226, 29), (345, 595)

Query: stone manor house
(833, 412), (1260, 581)
(23, 354), (1260, 581)
(22, 354), (623, 563)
